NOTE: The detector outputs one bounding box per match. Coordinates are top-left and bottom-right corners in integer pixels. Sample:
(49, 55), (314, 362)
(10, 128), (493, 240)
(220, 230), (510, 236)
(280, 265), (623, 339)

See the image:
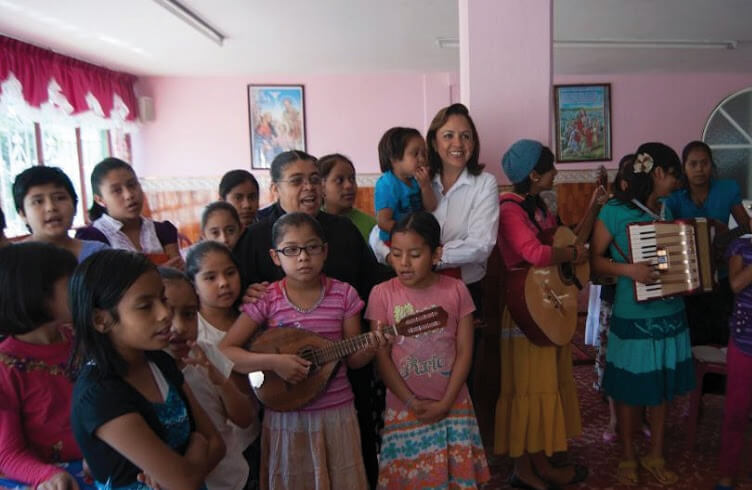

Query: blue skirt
(602, 309), (696, 406)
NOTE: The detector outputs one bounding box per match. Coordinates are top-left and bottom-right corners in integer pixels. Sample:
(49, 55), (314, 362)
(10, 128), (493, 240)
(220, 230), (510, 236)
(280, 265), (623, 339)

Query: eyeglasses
(277, 175), (322, 187)
(275, 243), (326, 257)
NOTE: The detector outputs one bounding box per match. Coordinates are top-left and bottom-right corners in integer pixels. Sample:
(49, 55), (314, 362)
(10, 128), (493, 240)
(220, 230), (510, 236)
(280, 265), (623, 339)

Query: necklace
(282, 279), (326, 314)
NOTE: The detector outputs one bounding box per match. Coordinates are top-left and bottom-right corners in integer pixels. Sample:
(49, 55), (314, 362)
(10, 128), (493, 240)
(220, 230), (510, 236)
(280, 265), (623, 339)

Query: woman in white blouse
(425, 103), (499, 312)
(370, 103), (499, 302)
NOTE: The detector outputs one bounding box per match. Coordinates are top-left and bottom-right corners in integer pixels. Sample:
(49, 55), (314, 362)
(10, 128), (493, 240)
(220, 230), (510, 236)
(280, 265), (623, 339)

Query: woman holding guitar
(494, 139), (592, 489)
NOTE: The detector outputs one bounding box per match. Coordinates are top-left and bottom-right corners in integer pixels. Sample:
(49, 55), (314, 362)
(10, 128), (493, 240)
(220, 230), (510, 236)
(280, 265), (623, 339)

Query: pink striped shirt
(240, 276), (364, 411)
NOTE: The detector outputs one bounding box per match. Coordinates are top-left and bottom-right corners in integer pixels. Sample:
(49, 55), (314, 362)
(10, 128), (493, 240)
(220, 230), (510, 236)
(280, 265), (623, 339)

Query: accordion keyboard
(629, 222), (702, 301)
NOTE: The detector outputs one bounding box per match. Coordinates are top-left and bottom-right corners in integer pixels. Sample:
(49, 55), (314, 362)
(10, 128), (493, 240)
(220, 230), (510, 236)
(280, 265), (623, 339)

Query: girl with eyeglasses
(233, 151), (390, 488)
(221, 212), (389, 490)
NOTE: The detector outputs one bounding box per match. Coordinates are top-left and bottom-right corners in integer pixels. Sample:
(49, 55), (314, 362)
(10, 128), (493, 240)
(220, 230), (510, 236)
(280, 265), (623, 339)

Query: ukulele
(504, 166), (608, 346)
(247, 306), (448, 411)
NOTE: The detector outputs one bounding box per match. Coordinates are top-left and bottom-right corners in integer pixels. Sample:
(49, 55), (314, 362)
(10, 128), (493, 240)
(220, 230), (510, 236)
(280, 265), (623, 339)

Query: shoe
(509, 473), (561, 490)
(615, 459), (639, 486)
(639, 456), (678, 486)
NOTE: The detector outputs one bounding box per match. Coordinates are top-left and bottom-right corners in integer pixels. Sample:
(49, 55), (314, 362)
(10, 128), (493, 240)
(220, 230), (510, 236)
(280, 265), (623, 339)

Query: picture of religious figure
(554, 84), (612, 162)
(248, 85), (306, 169)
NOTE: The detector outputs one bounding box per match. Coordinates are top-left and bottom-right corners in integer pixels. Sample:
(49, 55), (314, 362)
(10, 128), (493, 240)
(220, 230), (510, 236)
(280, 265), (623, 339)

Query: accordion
(627, 218), (715, 302)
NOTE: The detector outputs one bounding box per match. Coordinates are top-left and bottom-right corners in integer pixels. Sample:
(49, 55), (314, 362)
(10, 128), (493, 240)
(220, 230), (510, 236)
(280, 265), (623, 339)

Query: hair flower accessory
(633, 153), (654, 173)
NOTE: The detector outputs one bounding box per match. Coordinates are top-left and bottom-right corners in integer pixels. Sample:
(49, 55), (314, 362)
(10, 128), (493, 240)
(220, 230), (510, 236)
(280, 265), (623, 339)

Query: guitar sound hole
(560, 262), (575, 285)
(299, 347), (318, 372)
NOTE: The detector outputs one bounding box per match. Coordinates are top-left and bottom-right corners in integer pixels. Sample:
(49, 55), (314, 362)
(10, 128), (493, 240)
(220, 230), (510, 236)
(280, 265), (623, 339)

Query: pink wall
(460, 0), (553, 182)
(131, 72), (457, 178)
(131, 71), (752, 179)
(553, 73), (752, 170)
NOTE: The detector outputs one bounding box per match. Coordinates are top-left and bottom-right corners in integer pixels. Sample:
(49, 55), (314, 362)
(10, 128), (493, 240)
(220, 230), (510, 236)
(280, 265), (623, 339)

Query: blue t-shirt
(78, 239), (109, 263)
(374, 170), (423, 241)
(664, 179), (741, 224)
(665, 179), (742, 278)
(597, 199), (684, 320)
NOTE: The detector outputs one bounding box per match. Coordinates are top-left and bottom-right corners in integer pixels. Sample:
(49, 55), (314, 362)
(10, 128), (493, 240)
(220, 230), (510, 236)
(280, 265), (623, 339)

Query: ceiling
(0, 0), (750, 76)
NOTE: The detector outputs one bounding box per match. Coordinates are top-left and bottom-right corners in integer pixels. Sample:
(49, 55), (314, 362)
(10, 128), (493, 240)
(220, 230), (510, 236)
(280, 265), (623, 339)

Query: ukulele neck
(311, 325), (399, 365)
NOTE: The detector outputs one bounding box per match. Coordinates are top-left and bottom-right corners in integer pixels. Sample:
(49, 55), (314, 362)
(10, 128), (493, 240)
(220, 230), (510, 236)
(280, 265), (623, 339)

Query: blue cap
(501, 139), (543, 183)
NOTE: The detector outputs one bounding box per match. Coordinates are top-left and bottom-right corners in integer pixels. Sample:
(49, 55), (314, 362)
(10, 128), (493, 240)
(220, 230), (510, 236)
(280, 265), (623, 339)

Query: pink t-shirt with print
(365, 275), (475, 407)
(240, 276), (363, 412)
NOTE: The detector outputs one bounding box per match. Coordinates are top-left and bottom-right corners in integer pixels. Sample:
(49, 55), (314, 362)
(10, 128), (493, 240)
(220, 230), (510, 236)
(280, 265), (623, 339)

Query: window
(703, 87), (752, 198)
(0, 115), (128, 237)
(0, 112), (38, 237)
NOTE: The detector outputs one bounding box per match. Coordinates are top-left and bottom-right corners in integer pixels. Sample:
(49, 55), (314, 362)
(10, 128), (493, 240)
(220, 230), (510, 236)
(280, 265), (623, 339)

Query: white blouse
(431, 169), (500, 284)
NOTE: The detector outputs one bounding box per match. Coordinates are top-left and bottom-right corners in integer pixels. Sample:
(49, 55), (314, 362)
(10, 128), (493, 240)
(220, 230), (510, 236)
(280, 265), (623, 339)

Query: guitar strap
(499, 197), (544, 234)
(610, 239), (630, 263)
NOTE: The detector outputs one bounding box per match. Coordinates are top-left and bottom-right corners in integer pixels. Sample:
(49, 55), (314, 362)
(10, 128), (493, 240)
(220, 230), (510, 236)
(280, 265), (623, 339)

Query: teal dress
(598, 199), (696, 406)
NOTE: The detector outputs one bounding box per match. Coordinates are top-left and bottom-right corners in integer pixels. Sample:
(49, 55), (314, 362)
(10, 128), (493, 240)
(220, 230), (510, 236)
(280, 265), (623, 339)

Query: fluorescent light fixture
(555, 39), (738, 50)
(152, 0), (224, 46)
(436, 37), (459, 49)
(436, 37), (738, 50)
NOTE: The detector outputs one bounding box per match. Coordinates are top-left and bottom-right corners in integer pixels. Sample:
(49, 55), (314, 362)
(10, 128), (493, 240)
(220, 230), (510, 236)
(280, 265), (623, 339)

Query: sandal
(640, 456), (678, 486)
(615, 460), (639, 486)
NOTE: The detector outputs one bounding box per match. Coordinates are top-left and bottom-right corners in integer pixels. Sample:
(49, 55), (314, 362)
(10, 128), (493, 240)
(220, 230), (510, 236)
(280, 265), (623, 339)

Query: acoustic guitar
(247, 306), (448, 411)
(504, 166), (608, 346)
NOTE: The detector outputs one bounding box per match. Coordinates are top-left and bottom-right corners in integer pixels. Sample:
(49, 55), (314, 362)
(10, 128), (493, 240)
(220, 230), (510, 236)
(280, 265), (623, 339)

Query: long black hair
(426, 103), (483, 178)
(0, 243), (77, 337)
(613, 142), (681, 207)
(218, 170), (259, 200)
(679, 140), (716, 188)
(88, 157), (136, 221)
(612, 153), (635, 196)
(68, 249), (156, 378)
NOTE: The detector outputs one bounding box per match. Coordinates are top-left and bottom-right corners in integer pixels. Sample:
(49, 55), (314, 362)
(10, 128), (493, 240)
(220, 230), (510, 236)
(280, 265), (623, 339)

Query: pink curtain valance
(0, 35), (138, 121)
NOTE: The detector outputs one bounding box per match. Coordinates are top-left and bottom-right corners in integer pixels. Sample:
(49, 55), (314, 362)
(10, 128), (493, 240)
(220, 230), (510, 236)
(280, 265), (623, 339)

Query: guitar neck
(575, 169), (608, 246)
(574, 200), (603, 245)
(313, 325), (399, 365)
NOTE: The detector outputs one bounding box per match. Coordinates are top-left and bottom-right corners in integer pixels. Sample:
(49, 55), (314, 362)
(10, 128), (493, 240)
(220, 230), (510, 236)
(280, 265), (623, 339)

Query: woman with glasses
(233, 150), (389, 489)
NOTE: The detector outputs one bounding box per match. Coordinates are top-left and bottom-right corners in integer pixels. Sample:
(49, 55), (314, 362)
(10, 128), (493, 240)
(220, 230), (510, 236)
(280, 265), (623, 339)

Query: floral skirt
(377, 389), (490, 489)
(261, 402), (368, 490)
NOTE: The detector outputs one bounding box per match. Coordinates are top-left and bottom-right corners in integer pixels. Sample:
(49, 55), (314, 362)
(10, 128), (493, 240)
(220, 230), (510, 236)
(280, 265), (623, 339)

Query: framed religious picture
(247, 84), (306, 169)
(553, 83), (612, 162)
